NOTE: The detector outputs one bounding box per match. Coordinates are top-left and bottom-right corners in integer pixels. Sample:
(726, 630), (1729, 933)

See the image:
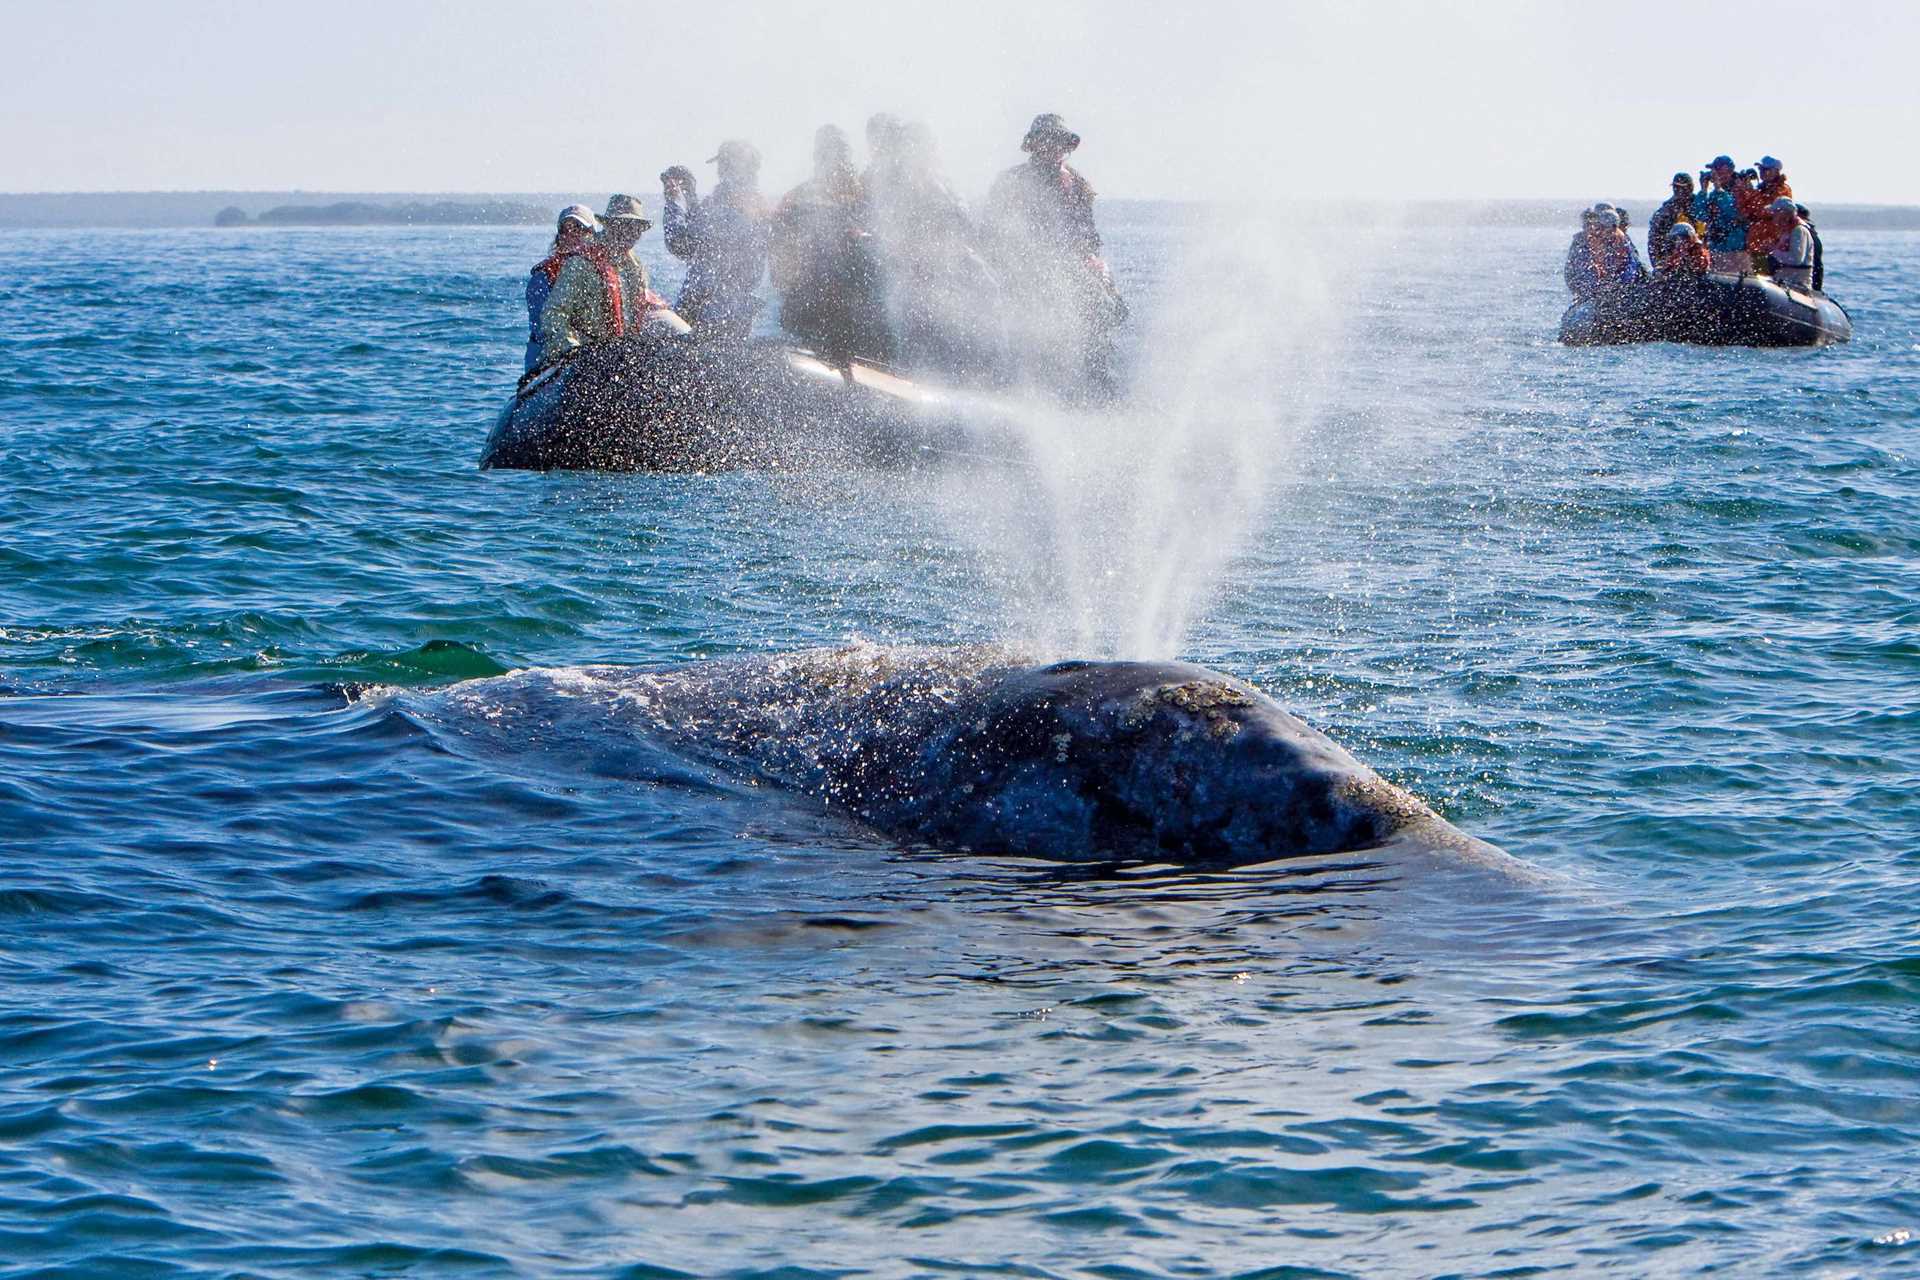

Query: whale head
(857, 658), (1447, 864)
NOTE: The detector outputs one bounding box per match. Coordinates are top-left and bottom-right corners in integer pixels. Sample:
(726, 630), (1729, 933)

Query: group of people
(1565, 155), (1823, 300)
(524, 112), (1127, 397)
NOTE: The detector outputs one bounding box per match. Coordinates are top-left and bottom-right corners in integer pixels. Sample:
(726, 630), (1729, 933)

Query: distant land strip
(220, 199), (554, 227)
(3, 191), (1919, 230)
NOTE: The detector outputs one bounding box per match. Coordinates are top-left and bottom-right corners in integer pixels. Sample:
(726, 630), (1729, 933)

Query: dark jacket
(663, 180), (770, 338)
(985, 158), (1102, 265)
(1646, 196), (1702, 266)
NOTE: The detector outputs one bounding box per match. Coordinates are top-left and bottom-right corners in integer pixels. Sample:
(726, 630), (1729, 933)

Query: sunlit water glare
(2, 213), (1918, 1278)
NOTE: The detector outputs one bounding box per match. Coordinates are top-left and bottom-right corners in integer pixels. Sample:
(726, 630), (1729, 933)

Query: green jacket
(536, 248), (652, 360)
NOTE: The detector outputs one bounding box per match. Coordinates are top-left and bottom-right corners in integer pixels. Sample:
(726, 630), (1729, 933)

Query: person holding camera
(661, 141), (771, 342)
(1693, 158), (1748, 273)
(1711, 158), (1774, 273)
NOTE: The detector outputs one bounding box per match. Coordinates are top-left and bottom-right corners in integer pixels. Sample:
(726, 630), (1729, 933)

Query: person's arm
(537, 260), (585, 357)
(662, 191), (700, 261)
(1071, 174), (1103, 257)
(526, 270), (550, 330)
(766, 198), (800, 291)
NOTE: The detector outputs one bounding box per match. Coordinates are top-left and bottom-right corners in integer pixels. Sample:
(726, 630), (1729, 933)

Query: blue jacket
(524, 266), (555, 373)
(664, 181), (769, 339)
(1690, 190), (1745, 253)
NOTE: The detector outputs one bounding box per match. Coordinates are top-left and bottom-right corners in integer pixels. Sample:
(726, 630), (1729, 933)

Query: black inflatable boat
(481, 318), (1020, 472)
(1559, 272), (1851, 347)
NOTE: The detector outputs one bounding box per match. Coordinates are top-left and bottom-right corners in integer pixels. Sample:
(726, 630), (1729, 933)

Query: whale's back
(409, 646), (1516, 871)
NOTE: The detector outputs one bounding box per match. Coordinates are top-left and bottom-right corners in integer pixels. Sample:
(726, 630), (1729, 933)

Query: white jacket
(1770, 222), (1814, 291)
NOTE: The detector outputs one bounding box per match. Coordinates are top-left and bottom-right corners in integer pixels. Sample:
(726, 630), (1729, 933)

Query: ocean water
(2, 209), (1918, 1279)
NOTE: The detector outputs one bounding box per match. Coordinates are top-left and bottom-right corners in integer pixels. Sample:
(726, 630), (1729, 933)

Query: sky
(4, 0), (1918, 205)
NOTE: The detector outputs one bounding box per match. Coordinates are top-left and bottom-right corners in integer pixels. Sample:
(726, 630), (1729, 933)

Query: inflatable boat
(1559, 272), (1851, 347)
(481, 318), (1019, 472)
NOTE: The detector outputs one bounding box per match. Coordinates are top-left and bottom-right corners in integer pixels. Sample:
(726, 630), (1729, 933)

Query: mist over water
(934, 206), (1354, 659)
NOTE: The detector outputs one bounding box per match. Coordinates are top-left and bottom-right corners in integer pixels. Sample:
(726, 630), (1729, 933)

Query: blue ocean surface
(1, 209), (1917, 1278)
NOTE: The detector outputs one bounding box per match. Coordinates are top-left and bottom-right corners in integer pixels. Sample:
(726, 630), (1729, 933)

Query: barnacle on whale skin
(1142, 681), (1253, 739)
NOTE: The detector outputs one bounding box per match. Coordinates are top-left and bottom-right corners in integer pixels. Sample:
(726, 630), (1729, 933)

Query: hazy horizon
(9, 189), (1920, 210)
(5, 0), (1917, 207)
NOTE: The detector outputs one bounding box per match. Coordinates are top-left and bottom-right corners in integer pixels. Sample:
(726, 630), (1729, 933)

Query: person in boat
(984, 112), (1126, 396)
(1572, 204), (1642, 263)
(1657, 223), (1711, 276)
(862, 113), (904, 195)
(768, 124), (890, 367)
(1602, 204), (1648, 276)
(1795, 203), (1826, 292)
(1647, 174), (1704, 269)
(534, 194), (663, 368)
(1715, 160), (1775, 273)
(1766, 198), (1816, 290)
(1563, 208), (1645, 301)
(1756, 157), (1794, 205)
(1744, 156), (1795, 273)
(525, 204), (598, 372)
(662, 139), (771, 342)
(1692, 158), (1748, 273)
(869, 121), (1003, 382)
(1562, 207), (1599, 293)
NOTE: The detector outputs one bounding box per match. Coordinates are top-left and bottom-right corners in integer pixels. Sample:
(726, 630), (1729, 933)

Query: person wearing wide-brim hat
(1020, 113), (1082, 153)
(534, 193), (665, 367)
(983, 112), (1125, 397)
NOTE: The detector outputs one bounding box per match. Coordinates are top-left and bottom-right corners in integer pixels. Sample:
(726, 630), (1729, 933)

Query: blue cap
(1709, 155), (1734, 168)
(1758, 155), (1783, 170)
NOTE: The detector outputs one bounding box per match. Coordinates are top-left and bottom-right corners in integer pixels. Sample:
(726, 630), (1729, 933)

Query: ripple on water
(1, 223), (1918, 1277)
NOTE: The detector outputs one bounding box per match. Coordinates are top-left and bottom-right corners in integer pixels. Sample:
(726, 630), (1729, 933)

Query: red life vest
(579, 244), (628, 337)
(535, 248), (575, 286)
(573, 246), (666, 337)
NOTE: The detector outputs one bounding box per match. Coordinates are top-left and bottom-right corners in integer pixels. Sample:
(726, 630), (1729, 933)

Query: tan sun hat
(600, 193), (652, 231)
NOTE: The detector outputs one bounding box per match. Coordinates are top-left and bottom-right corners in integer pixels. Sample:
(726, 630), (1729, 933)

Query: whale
(418, 645), (1526, 877)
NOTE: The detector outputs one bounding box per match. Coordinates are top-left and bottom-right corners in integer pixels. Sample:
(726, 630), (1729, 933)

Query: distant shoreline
(215, 199), (554, 228)
(4, 190), (1920, 230)
(0, 191), (581, 230)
